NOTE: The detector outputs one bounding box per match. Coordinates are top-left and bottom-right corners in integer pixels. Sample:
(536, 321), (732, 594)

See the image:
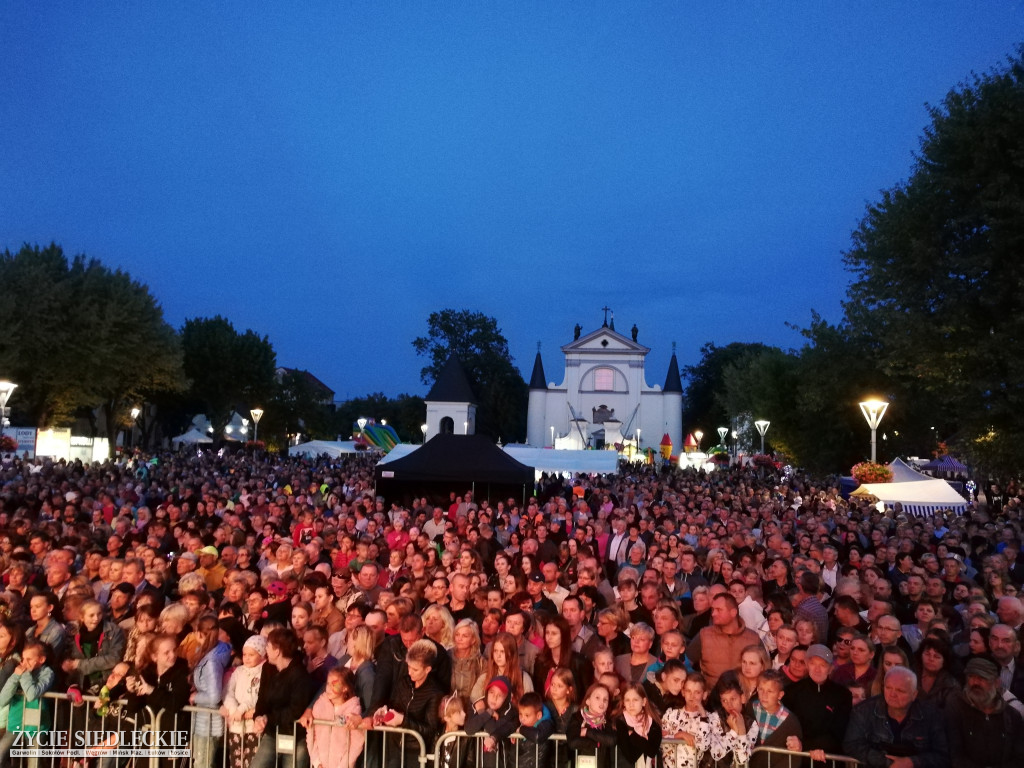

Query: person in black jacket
(120, 633), (191, 768)
(466, 675), (519, 768)
(615, 683), (663, 768)
(251, 628), (316, 768)
(375, 638), (445, 768)
(783, 644), (852, 764)
(566, 683), (616, 768)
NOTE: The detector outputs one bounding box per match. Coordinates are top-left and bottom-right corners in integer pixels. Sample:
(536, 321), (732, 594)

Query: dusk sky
(3, 5), (1022, 403)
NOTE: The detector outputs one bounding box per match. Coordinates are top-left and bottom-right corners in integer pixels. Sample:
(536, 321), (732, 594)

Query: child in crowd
(662, 672), (714, 768)
(745, 670), (802, 768)
(615, 683), (662, 768)
(307, 667), (364, 768)
(513, 692), (554, 768)
(566, 683), (616, 768)
(645, 658), (686, 716)
(598, 672), (621, 701)
(545, 667), (578, 735)
(709, 672), (756, 767)
(438, 694), (471, 768)
(466, 676), (519, 768)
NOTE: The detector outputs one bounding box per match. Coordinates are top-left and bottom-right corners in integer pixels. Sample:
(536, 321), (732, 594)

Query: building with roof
(423, 355), (478, 441)
(526, 317), (683, 453)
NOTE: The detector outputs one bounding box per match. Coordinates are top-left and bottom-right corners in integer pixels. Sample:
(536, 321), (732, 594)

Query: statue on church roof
(574, 323), (581, 341)
(631, 324), (638, 342)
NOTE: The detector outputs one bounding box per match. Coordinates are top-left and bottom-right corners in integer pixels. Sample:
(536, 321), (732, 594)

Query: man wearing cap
(526, 572), (557, 615)
(196, 546), (226, 592)
(783, 644), (853, 763)
(945, 657), (1024, 768)
(844, 666), (948, 768)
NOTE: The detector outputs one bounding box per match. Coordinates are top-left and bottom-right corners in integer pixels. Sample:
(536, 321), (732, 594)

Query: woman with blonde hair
(191, 616), (232, 768)
(343, 625), (376, 714)
(422, 604), (456, 650)
(449, 619), (485, 700)
(470, 632), (533, 706)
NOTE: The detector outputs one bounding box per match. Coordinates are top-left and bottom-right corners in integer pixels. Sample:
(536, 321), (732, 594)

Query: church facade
(526, 320), (683, 454)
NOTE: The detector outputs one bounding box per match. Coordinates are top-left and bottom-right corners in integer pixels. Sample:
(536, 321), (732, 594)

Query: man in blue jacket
(843, 666), (949, 768)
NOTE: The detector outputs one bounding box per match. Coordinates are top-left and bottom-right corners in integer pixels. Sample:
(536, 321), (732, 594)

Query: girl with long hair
(471, 632), (533, 706)
(566, 683), (616, 768)
(615, 683), (662, 768)
(534, 616), (587, 694)
(307, 667), (364, 768)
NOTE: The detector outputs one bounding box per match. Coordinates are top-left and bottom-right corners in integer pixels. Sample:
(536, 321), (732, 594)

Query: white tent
(851, 458), (968, 516)
(171, 428), (213, 445)
(289, 440), (362, 458)
(376, 444), (420, 464)
(501, 446), (619, 477)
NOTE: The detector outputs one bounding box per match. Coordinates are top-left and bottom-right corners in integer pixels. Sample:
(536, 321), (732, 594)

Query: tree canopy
(181, 316), (277, 435)
(413, 309), (527, 441)
(0, 243), (184, 449)
(842, 48), (1024, 476)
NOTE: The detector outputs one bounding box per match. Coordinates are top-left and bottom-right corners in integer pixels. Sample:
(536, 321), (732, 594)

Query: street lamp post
(731, 430), (738, 458)
(550, 425), (555, 448)
(250, 408), (264, 443)
(421, 423), (428, 443)
(636, 428), (642, 451)
(357, 417), (367, 442)
(129, 406), (141, 451)
(0, 381), (17, 431)
(754, 420), (770, 454)
(694, 430), (703, 450)
(859, 399), (889, 463)
(717, 427), (728, 447)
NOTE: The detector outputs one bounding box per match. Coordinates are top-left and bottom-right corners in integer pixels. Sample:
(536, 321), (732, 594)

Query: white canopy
(289, 440), (362, 458)
(501, 446), (619, 476)
(376, 443), (420, 464)
(171, 428), (213, 445)
(852, 466), (968, 517)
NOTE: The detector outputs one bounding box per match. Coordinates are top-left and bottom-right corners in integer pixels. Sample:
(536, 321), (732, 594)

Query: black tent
(375, 434), (535, 507)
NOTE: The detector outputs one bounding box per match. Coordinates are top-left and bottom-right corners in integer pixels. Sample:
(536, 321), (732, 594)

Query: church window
(594, 367), (615, 391)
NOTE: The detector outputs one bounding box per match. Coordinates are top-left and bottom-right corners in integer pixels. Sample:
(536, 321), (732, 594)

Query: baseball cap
(529, 572), (544, 583)
(486, 676), (511, 696)
(806, 644), (834, 665)
(198, 546), (220, 557)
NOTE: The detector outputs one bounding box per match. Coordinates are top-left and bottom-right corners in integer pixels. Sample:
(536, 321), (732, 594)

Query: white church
(526, 316), (683, 454)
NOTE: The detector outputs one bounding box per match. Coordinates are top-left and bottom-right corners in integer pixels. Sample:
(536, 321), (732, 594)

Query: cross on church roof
(601, 306), (612, 327)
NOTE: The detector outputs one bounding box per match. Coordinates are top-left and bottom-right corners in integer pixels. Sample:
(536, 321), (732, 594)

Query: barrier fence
(21, 694), (857, 768)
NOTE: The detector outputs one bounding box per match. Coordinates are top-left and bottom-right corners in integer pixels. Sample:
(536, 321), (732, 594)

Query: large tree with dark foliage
(413, 309), (527, 442)
(0, 243), (184, 453)
(181, 316), (277, 437)
(842, 48), (1024, 477)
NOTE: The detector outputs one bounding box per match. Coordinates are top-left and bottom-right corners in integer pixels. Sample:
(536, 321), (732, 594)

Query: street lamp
(357, 417), (367, 442)
(694, 430), (703, 450)
(859, 399), (889, 463)
(420, 423), (427, 443)
(754, 420), (770, 454)
(0, 381), (17, 430)
(550, 425), (555, 447)
(129, 406), (141, 450)
(717, 427), (728, 447)
(636, 428), (642, 450)
(464, 420), (468, 435)
(250, 407), (264, 442)
(731, 430), (738, 458)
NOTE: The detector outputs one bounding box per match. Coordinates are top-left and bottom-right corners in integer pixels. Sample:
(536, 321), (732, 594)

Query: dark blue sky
(3, 5), (1022, 401)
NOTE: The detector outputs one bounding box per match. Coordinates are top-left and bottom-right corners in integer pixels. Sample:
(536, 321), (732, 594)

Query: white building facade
(526, 321), (683, 454)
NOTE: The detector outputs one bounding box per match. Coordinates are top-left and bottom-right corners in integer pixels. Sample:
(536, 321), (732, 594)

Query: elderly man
(989, 624), (1024, 698)
(685, 592), (762, 688)
(843, 666), (949, 768)
(945, 657), (1024, 768)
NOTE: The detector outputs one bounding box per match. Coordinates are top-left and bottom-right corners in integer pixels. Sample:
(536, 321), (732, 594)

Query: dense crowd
(0, 449), (1023, 768)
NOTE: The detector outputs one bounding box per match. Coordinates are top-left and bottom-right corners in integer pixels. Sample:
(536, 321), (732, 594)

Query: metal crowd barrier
(749, 746), (861, 768)
(28, 694), (858, 768)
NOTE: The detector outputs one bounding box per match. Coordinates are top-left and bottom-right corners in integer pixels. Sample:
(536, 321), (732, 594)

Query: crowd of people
(0, 448), (1023, 768)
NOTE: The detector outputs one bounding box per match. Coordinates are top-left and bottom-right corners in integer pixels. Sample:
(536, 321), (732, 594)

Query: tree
(181, 316), (276, 437)
(413, 309), (527, 441)
(842, 48), (1024, 477)
(0, 244), (184, 451)
(681, 342), (772, 444)
(333, 392), (426, 444)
